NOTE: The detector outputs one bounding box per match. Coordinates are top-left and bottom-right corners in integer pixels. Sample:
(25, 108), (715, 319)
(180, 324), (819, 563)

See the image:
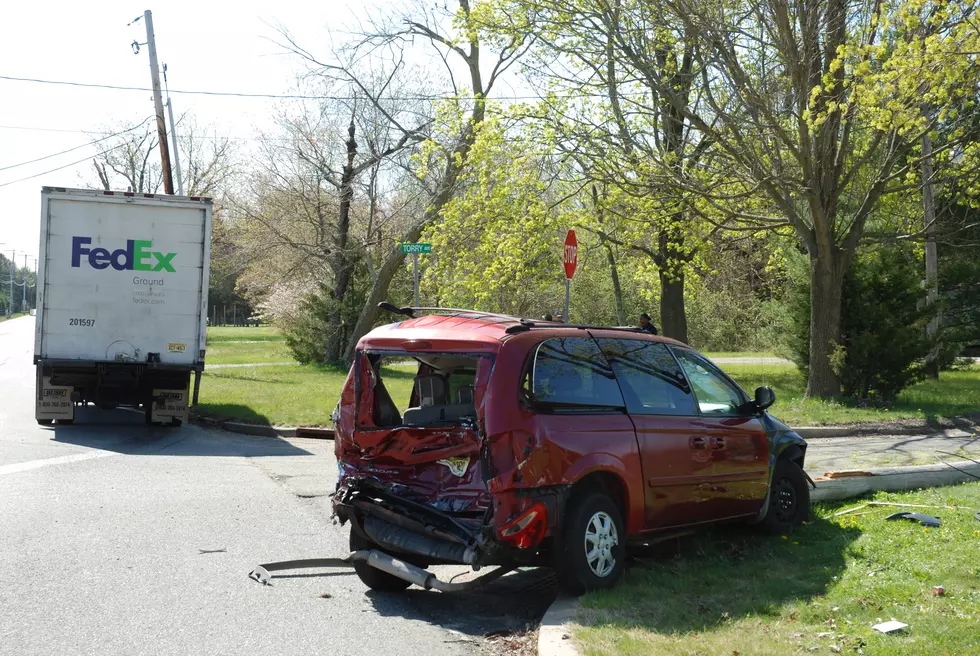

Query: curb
(794, 425), (939, 439)
(190, 414), (334, 440)
(811, 461), (980, 502)
(538, 596), (583, 656)
(198, 419), (962, 441)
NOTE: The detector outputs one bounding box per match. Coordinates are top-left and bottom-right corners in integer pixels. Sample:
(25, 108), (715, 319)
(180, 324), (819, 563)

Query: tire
(554, 492), (626, 595)
(36, 419), (54, 425)
(760, 459), (810, 534)
(349, 527), (412, 592)
(57, 418), (74, 425)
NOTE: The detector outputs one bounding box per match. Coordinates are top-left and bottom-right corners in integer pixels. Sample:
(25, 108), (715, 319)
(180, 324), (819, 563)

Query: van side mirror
(754, 386), (776, 411)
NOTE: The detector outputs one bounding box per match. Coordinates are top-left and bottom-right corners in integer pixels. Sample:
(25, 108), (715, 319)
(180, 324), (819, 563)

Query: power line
(0, 73), (554, 102)
(0, 117), (154, 172)
(0, 141), (130, 188)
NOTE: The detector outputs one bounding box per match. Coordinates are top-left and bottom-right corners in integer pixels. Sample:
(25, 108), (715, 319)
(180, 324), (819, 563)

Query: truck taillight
(498, 502), (547, 549)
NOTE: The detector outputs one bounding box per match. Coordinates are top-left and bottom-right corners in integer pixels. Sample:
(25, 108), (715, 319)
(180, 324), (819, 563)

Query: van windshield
(361, 352), (485, 428)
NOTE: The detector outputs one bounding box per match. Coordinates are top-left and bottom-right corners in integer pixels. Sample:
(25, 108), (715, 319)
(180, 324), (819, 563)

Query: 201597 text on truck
(250, 304), (811, 594)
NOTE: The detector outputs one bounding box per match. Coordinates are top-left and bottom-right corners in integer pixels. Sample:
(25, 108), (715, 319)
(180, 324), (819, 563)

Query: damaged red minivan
(331, 307), (810, 594)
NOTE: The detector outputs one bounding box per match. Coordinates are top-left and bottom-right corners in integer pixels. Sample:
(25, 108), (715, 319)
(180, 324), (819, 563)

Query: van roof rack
(377, 302), (648, 336)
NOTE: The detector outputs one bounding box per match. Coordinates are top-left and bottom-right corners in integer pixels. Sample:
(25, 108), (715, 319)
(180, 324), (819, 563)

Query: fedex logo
(71, 236), (176, 272)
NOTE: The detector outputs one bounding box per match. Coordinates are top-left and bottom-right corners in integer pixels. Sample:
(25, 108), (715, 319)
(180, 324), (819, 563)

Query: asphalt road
(0, 317), (555, 656)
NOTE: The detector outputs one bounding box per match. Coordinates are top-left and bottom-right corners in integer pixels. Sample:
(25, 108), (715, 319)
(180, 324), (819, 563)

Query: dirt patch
(482, 627), (539, 656)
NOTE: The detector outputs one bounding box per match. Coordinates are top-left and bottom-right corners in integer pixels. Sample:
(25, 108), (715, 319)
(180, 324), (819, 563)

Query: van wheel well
(777, 445), (806, 470)
(569, 472), (627, 518)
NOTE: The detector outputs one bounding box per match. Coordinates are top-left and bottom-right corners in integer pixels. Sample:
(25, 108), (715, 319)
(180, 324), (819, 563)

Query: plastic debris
(872, 620), (908, 634)
(933, 585), (945, 597)
(885, 511), (942, 527)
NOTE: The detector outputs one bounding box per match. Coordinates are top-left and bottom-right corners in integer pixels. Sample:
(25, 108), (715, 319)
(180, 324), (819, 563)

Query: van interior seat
(403, 376), (476, 425)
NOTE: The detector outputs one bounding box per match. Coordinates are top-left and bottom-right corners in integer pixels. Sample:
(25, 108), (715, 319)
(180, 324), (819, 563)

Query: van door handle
(712, 437), (726, 450)
(689, 436), (707, 450)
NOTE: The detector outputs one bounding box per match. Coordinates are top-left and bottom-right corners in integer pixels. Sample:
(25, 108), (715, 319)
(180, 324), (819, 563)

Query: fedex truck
(34, 187), (212, 425)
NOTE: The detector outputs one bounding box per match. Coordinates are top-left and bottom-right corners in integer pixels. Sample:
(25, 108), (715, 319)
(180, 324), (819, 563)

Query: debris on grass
(872, 620), (909, 634)
(885, 511), (942, 527)
(825, 503), (868, 518)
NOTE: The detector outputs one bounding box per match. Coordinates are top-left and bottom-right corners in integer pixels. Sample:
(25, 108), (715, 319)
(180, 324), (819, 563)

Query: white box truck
(34, 187), (212, 425)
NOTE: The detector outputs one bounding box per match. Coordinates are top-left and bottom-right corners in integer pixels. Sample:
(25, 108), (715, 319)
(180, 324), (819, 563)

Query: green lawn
(724, 363), (980, 426)
(205, 325), (296, 365)
(574, 483), (980, 656)
(196, 363), (416, 426)
(703, 351), (780, 360)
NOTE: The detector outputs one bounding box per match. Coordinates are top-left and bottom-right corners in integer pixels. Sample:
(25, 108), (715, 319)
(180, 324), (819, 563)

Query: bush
(785, 247), (937, 402)
(284, 263), (369, 365)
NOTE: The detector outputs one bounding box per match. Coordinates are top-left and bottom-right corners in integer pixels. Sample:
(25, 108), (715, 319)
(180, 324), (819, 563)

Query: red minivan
(331, 307), (810, 593)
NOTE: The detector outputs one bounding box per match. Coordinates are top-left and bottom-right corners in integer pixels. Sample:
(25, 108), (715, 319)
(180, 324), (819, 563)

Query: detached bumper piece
(248, 549), (514, 592)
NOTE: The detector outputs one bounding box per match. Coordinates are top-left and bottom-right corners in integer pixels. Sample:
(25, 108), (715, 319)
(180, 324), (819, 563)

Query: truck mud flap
(249, 550), (515, 592)
(36, 373), (74, 422)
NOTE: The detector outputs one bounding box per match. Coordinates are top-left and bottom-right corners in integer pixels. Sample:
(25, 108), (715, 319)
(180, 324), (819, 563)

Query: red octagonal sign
(563, 229), (578, 279)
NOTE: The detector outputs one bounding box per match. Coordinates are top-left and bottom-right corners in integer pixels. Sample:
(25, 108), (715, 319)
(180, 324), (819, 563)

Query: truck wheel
(36, 419), (53, 425)
(554, 492), (626, 594)
(349, 527), (412, 592)
(760, 459), (810, 534)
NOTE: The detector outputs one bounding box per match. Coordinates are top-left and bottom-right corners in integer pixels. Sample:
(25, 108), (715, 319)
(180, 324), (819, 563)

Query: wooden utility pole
(143, 10), (174, 194)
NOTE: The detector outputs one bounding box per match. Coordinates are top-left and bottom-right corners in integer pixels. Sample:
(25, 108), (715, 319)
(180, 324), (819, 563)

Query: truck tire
(760, 459), (810, 534)
(349, 527), (412, 592)
(554, 492), (626, 594)
(36, 419), (53, 425)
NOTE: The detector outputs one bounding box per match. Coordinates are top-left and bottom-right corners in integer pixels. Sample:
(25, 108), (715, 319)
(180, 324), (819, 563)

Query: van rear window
(360, 353), (484, 428)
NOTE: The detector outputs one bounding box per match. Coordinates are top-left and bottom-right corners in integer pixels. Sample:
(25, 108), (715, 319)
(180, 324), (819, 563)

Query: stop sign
(563, 230), (578, 279)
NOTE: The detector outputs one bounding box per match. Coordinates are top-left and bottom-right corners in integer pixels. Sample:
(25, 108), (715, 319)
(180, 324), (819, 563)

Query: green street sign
(401, 243), (432, 254)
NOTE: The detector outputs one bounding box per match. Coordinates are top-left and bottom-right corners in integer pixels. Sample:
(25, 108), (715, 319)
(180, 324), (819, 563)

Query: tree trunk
(657, 218), (689, 343)
(659, 269), (688, 343)
(805, 253), (847, 398)
(604, 244), (626, 325)
(325, 118), (358, 364)
(343, 221), (428, 362)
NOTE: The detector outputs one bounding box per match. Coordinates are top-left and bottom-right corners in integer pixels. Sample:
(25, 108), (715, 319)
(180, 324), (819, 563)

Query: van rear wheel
(349, 527), (412, 592)
(554, 492), (626, 594)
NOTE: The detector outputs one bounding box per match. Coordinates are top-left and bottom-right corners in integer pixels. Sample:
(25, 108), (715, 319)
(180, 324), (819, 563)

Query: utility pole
(142, 10), (174, 194)
(22, 253), (27, 311)
(8, 250), (14, 318)
(163, 63), (184, 195)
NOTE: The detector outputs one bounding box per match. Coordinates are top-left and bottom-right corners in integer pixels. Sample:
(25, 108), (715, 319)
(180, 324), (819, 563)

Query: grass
(197, 326), (978, 427)
(196, 363), (416, 426)
(703, 351), (781, 360)
(725, 363), (980, 426)
(574, 482), (980, 656)
(0, 311), (30, 323)
(205, 325), (296, 365)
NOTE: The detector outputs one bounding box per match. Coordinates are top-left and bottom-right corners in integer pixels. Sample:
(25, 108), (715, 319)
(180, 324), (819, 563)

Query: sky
(0, 0), (378, 265)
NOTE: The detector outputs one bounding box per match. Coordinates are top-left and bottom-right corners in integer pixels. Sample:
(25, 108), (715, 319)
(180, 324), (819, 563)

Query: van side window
(531, 337), (624, 410)
(671, 348), (747, 416)
(595, 339), (698, 416)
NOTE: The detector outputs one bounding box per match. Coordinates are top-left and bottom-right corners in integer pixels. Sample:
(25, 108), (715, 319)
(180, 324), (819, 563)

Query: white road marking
(0, 450), (118, 476)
